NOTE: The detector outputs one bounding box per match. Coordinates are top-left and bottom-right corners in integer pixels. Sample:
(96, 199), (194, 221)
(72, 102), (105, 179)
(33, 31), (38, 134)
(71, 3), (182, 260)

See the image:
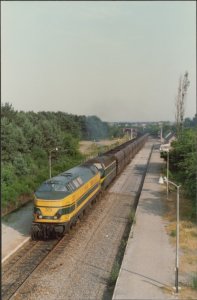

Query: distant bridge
(123, 128), (137, 139)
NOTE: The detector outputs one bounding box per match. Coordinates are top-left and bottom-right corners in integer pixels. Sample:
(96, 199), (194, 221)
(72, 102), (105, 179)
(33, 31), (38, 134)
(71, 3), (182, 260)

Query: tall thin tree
(175, 71), (190, 138)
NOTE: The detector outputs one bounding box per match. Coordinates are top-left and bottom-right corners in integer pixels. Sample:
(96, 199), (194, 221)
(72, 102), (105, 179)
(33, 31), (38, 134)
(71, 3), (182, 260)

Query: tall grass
(191, 274), (197, 290)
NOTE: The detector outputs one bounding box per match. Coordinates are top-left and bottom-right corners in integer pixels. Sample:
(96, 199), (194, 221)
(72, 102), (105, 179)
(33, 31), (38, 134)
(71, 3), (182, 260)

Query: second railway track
(2, 239), (60, 300)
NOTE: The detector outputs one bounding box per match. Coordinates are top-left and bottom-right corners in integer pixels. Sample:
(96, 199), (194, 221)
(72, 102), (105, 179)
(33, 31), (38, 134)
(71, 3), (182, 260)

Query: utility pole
(49, 147), (58, 179)
(160, 123), (163, 144)
(175, 71), (190, 137)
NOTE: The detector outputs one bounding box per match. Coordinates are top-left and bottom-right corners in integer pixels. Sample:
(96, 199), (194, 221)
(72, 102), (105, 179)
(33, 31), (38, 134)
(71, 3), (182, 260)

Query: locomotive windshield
(37, 181), (69, 192)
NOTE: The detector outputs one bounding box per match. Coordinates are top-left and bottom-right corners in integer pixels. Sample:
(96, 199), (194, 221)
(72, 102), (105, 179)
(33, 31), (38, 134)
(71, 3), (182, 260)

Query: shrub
(108, 261), (120, 287)
(191, 274), (197, 290)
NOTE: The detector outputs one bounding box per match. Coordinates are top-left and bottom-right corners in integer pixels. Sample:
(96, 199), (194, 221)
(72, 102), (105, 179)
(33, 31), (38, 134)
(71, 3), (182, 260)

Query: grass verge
(105, 208), (135, 299)
(163, 191), (197, 299)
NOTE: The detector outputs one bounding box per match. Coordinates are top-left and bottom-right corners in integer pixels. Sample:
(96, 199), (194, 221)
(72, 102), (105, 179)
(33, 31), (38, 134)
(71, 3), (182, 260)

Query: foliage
(184, 115), (197, 128)
(128, 209), (136, 224)
(169, 128), (197, 216)
(142, 122), (175, 138)
(108, 124), (124, 139)
(108, 261), (120, 287)
(175, 71), (190, 138)
(191, 274), (197, 290)
(1, 102), (116, 212)
(143, 123), (160, 137)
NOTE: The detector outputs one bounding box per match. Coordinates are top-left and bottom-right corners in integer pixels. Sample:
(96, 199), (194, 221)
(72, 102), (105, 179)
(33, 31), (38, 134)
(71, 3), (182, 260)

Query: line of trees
(169, 126), (197, 213)
(167, 71), (196, 218)
(1, 103), (123, 213)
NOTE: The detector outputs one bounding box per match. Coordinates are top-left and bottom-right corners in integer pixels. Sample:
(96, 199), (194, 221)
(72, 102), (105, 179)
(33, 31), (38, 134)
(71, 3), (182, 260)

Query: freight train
(31, 134), (148, 240)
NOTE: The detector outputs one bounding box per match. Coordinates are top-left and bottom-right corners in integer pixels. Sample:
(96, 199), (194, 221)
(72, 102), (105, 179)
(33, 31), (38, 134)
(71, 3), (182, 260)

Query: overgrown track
(2, 239), (60, 300)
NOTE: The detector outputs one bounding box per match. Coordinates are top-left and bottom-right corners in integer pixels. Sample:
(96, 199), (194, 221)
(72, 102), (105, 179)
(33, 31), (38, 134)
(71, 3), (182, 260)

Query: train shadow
(138, 194), (168, 217)
(134, 161), (165, 176)
(2, 201), (33, 237)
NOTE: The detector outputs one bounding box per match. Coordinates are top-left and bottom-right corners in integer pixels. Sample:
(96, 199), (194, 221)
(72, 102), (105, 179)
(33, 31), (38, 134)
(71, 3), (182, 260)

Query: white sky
(2, 1), (196, 122)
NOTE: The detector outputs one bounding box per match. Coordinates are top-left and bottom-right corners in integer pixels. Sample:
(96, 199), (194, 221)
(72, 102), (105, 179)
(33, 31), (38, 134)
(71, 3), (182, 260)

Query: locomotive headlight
(55, 209), (63, 219)
(34, 207), (42, 218)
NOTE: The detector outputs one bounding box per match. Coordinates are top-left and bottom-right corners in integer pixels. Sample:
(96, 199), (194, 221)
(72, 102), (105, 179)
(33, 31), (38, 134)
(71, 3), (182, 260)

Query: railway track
(2, 238), (60, 300)
(2, 202), (96, 300)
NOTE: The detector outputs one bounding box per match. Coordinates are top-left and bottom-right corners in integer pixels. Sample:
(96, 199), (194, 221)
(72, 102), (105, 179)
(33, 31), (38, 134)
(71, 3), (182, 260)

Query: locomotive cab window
(66, 182), (76, 191)
(37, 182), (68, 192)
(93, 163), (103, 171)
(77, 177), (83, 185)
(73, 179), (80, 188)
(93, 163), (104, 177)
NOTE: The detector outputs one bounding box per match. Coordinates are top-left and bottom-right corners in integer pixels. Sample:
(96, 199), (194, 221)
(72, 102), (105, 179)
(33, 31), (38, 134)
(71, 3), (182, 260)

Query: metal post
(49, 151), (52, 179)
(167, 151), (169, 199)
(49, 147), (58, 179)
(159, 177), (181, 293)
(175, 185), (180, 293)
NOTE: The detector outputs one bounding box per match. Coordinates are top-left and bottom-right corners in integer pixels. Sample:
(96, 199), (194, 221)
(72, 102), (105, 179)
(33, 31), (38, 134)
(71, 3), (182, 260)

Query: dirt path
(12, 142), (153, 300)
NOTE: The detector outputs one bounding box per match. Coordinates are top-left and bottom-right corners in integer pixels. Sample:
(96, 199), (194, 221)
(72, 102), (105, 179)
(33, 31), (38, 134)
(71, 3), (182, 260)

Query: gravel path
(12, 141), (153, 300)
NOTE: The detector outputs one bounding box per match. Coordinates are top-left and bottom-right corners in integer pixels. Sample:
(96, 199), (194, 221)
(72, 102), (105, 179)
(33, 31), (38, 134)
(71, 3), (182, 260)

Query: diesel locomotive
(31, 134), (148, 240)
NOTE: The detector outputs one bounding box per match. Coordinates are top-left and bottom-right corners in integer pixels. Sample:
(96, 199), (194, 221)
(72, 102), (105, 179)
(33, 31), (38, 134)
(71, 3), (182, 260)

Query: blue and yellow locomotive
(31, 164), (101, 239)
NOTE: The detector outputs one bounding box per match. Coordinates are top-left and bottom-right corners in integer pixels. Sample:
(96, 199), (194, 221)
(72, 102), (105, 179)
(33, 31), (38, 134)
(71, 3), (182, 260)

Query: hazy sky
(2, 1), (196, 122)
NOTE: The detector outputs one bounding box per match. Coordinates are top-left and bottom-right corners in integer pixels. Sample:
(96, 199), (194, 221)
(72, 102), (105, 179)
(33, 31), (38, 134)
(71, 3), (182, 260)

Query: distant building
(164, 132), (176, 144)
(160, 132), (176, 157)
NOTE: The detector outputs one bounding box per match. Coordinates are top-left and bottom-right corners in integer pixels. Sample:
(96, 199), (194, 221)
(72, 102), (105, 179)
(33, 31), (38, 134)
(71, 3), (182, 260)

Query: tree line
(169, 125), (197, 216)
(160, 114), (197, 218)
(1, 103), (123, 213)
(170, 71), (196, 217)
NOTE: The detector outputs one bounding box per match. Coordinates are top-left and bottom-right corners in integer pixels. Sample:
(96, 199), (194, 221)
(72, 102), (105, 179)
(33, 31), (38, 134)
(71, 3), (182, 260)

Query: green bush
(13, 153), (29, 176)
(108, 261), (120, 287)
(170, 229), (176, 237)
(128, 209), (136, 224)
(191, 274), (197, 290)
(170, 128), (197, 216)
(1, 102), (116, 212)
